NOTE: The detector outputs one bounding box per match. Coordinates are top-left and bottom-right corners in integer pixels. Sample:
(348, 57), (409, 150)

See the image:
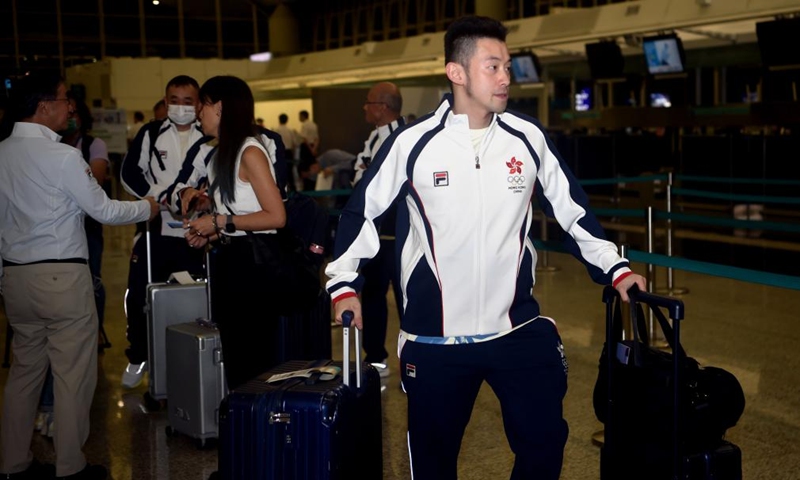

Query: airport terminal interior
(0, 225), (798, 480)
(2, 0), (800, 479)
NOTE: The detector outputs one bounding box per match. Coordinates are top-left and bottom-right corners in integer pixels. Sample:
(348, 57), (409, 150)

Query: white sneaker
(34, 411), (48, 431)
(45, 414), (55, 438)
(121, 362), (147, 389)
(370, 360), (390, 378)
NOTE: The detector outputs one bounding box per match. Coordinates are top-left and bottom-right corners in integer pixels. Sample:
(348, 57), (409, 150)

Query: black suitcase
(218, 312), (382, 480)
(599, 286), (742, 480)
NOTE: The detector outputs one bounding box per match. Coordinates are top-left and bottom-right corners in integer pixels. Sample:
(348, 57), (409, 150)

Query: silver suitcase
(145, 282), (207, 401)
(165, 320), (227, 447)
(143, 228), (208, 402)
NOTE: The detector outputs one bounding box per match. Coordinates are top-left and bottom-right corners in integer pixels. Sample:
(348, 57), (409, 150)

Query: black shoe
(2, 460), (55, 479)
(56, 464), (107, 479)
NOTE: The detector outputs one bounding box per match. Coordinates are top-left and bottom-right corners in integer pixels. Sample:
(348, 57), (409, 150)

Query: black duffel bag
(593, 287), (745, 452)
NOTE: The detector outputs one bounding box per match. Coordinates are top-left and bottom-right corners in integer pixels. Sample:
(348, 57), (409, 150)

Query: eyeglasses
(364, 101), (385, 106)
(45, 98), (71, 104)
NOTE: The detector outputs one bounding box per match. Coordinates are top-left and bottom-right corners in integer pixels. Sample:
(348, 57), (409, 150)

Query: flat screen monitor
(575, 87), (592, 111)
(756, 18), (800, 67)
(510, 53), (542, 84)
(585, 41), (624, 79)
(642, 34), (685, 75)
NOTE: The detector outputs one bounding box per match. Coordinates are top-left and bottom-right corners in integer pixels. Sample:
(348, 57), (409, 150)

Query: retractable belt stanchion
(657, 173), (689, 296)
(646, 207), (668, 348)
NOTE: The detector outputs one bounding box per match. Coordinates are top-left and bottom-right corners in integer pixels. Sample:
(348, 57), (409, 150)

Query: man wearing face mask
(119, 75), (208, 389)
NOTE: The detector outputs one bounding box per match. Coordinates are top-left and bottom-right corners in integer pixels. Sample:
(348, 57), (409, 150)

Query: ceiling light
(152, 0), (160, 5)
(250, 52), (273, 62)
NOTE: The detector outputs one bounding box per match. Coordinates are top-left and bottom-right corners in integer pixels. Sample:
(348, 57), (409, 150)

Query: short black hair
(444, 16), (508, 68)
(279, 113), (288, 124)
(299, 110), (309, 120)
(8, 72), (63, 121)
(153, 99), (166, 110)
(134, 111), (145, 122)
(165, 75), (199, 93)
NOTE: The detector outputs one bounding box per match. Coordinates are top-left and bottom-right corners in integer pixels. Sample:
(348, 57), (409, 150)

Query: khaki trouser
(0, 262), (97, 477)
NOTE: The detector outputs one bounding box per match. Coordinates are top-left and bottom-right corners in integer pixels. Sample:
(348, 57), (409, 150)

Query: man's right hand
(144, 196), (159, 220)
(333, 296), (363, 330)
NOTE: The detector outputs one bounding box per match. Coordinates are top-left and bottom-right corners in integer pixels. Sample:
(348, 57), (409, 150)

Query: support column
(56, 0), (64, 75)
(269, 4), (299, 57)
(215, 0), (223, 58)
(12, 0), (20, 71)
(139, 0), (147, 57)
(475, 0), (506, 20)
(98, 0), (106, 59)
(178, 0), (186, 57)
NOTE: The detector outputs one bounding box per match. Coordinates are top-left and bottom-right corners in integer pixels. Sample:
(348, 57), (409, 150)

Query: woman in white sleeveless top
(180, 75), (286, 389)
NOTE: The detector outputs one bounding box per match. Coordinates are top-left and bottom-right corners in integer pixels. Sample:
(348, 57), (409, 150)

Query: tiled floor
(1, 222), (799, 479)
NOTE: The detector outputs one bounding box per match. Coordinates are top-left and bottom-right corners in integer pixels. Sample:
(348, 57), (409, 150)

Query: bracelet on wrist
(211, 214), (221, 234)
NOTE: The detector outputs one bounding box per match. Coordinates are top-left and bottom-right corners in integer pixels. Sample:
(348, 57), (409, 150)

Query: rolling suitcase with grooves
(218, 311), (382, 480)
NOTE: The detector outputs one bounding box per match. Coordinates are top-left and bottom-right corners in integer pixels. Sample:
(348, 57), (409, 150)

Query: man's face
(363, 88), (386, 126)
(461, 38), (511, 117)
(44, 83), (72, 132)
(165, 84), (199, 109)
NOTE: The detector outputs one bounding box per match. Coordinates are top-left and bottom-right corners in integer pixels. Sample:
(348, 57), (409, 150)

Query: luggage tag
(266, 366), (341, 384)
(616, 343), (631, 365)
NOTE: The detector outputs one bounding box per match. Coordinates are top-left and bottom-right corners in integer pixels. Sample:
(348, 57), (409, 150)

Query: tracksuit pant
(400, 318), (569, 480)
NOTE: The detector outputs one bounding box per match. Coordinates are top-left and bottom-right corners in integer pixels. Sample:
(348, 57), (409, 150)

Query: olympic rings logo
(507, 175), (526, 184)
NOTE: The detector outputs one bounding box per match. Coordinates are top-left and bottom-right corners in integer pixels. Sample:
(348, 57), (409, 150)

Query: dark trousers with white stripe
(400, 319), (569, 480)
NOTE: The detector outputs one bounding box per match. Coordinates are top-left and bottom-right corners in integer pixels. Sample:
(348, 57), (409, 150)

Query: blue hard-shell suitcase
(218, 313), (382, 480)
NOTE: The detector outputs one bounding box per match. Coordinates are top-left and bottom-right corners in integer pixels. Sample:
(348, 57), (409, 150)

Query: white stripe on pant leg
(407, 431), (414, 480)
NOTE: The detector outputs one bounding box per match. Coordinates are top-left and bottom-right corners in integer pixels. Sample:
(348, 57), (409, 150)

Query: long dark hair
(74, 99), (93, 134)
(199, 75), (258, 205)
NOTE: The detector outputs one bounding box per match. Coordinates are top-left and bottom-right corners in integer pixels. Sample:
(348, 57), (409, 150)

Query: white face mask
(168, 104), (196, 125)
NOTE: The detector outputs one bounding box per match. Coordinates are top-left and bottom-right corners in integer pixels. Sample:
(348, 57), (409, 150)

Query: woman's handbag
(219, 189), (327, 315)
(246, 228), (321, 315)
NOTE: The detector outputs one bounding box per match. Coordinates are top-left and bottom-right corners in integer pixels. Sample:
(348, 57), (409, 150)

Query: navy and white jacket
(325, 94), (631, 338)
(165, 126), (288, 215)
(121, 119), (206, 201)
(353, 117), (405, 185)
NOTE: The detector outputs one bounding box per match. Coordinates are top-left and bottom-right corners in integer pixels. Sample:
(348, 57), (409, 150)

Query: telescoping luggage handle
(147, 218), (214, 324)
(341, 311), (362, 390)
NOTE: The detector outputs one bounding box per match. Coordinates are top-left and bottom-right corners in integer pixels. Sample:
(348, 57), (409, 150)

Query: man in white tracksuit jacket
(326, 15), (646, 480)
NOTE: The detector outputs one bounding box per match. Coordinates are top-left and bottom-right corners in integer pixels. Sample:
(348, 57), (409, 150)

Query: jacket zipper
(473, 119), (496, 330)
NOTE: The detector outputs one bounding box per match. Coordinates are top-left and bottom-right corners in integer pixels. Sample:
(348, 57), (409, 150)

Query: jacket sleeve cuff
(612, 270), (633, 288)
(332, 291), (357, 305)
